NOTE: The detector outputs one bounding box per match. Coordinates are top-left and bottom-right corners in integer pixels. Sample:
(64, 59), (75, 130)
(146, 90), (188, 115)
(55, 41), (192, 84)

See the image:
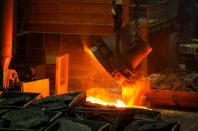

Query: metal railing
(128, 0), (169, 26)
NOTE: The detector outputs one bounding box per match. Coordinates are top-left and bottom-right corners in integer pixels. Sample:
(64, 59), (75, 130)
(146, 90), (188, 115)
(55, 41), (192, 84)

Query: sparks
(84, 45), (150, 109)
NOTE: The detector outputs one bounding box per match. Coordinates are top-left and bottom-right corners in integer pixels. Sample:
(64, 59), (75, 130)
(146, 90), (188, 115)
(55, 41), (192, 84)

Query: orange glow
(55, 54), (69, 95)
(86, 80), (150, 109)
(121, 80), (150, 108)
(23, 79), (50, 97)
(83, 44), (99, 62)
(83, 43), (114, 76)
(1, 0), (13, 89)
(84, 44), (93, 57)
(131, 45), (152, 69)
(1, 0), (13, 70)
(87, 97), (126, 107)
(84, 44), (150, 109)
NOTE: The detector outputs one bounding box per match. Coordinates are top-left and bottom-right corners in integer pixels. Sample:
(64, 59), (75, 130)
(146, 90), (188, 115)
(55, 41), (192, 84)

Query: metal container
(148, 90), (198, 109)
(45, 117), (110, 131)
(31, 92), (86, 111)
(0, 91), (42, 108)
(92, 24), (152, 80)
(0, 110), (62, 131)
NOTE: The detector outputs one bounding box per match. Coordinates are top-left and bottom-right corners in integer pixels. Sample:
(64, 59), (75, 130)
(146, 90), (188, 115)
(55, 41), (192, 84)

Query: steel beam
(25, 23), (114, 35)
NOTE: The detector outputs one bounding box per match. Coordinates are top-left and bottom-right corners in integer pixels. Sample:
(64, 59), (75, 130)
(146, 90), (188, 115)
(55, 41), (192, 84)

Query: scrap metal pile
(146, 72), (198, 109)
(147, 72), (198, 92)
(0, 96), (31, 107)
(0, 91), (180, 131)
(1, 107), (59, 129)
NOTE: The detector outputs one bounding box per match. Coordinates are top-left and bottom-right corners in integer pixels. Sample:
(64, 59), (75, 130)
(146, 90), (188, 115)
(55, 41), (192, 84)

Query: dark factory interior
(0, 0), (198, 131)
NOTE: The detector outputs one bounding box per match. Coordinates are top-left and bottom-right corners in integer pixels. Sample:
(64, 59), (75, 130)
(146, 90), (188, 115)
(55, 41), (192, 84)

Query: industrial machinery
(91, 0), (152, 84)
(91, 24), (152, 84)
(0, 0), (151, 89)
(0, 0), (20, 90)
(179, 39), (198, 72)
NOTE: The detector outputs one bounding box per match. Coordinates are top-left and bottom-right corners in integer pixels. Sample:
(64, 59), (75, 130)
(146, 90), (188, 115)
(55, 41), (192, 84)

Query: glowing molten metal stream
(84, 45), (149, 109)
(87, 97), (126, 108)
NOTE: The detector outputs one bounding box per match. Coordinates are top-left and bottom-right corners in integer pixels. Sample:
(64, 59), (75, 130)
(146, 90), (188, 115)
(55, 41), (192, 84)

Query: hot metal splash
(84, 45), (150, 109)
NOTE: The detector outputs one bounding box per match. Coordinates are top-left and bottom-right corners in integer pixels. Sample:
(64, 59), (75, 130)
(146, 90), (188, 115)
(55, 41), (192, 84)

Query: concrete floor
(155, 109), (198, 131)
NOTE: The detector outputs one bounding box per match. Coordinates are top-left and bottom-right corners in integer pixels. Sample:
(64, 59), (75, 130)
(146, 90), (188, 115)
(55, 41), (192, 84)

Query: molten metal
(84, 45), (150, 109)
(87, 97), (126, 108)
(86, 81), (149, 109)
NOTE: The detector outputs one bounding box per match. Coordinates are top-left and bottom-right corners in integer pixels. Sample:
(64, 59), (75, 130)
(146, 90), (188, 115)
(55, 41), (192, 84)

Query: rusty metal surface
(23, 79), (50, 97)
(91, 24), (152, 82)
(147, 72), (198, 108)
(148, 90), (198, 109)
(31, 92), (85, 111)
(0, 91), (42, 109)
(0, 107), (62, 130)
(45, 117), (110, 131)
(0, 0), (13, 70)
(0, 0), (13, 89)
(18, 0), (171, 34)
(0, 91), (184, 131)
(55, 54), (69, 95)
(3, 69), (20, 91)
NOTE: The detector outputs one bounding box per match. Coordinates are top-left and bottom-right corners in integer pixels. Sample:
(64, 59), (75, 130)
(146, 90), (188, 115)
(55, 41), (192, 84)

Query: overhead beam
(25, 23), (114, 35)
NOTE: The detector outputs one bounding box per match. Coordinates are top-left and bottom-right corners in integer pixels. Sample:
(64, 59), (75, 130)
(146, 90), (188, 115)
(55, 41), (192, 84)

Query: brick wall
(148, 27), (170, 74)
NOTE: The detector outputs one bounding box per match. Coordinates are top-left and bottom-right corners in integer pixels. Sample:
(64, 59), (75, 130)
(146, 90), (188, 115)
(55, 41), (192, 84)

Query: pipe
(0, 0), (13, 88)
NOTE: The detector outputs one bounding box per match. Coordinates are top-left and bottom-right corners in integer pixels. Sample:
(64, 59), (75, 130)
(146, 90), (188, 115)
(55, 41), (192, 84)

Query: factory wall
(14, 28), (172, 92)
(14, 0), (173, 92)
(148, 27), (170, 74)
(57, 34), (118, 92)
(14, 33), (117, 92)
(17, 0), (130, 35)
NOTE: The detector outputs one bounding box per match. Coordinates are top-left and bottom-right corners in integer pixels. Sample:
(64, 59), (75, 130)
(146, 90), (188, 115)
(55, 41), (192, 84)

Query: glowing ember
(86, 81), (149, 109)
(122, 80), (150, 107)
(87, 97), (126, 107)
(84, 44), (150, 109)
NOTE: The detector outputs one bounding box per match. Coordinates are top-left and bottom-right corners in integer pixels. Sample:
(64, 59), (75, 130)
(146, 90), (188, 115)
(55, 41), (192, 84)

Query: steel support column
(0, 0), (13, 88)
